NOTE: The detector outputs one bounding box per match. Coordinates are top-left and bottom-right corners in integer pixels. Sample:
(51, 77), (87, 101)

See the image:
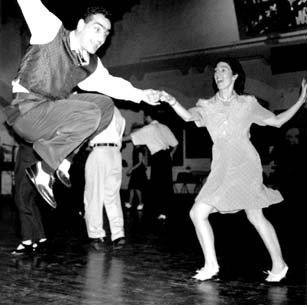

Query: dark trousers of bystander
(14, 141), (46, 241)
(149, 149), (173, 218)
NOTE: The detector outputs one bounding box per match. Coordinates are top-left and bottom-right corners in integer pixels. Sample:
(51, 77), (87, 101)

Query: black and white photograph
(1, 0), (307, 304)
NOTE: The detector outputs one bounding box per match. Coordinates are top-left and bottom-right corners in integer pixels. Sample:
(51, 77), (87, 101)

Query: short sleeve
(162, 125), (178, 147)
(188, 99), (207, 127)
(250, 96), (275, 126)
(131, 125), (151, 146)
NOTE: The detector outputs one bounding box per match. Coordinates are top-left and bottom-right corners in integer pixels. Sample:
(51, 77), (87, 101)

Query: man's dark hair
(82, 6), (113, 23)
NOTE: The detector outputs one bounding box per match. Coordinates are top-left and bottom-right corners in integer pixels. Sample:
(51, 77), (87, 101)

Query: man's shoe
(35, 240), (49, 254)
(11, 243), (37, 255)
(89, 237), (106, 250)
(56, 169), (71, 188)
(26, 162), (57, 209)
(112, 237), (126, 249)
(90, 237), (106, 243)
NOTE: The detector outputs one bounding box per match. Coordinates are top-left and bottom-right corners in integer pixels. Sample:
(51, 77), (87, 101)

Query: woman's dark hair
(212, 57), (246, 94)
(82, 6), (113, 23)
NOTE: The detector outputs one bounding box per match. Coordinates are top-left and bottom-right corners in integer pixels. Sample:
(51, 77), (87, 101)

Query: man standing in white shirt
(5, 0), (161, 208)
(84, 107), (126, 249)
(125, 111), (178, 222)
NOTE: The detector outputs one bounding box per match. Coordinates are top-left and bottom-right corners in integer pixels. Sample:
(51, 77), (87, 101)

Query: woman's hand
(160, 91), (177, 106)
(264, 77), (307, 127)
(142, 89), (162, 106)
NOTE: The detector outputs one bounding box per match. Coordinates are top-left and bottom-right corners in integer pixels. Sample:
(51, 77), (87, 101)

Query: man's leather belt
(91, 143), (118, 148)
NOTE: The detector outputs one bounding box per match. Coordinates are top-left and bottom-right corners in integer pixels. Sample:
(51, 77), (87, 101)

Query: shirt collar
(69, 31), (90, 65)
(69, 31), (80, 51)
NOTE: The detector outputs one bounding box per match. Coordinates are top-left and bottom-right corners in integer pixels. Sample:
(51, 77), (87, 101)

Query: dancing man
(5, 0), (161, 208)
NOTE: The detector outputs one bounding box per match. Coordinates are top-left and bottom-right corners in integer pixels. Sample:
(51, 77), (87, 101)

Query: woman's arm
(264, 78), (307, 128)
(160, 91), (199, 122)
(170, 146), (177, 160)
(127, 152), (145, 174)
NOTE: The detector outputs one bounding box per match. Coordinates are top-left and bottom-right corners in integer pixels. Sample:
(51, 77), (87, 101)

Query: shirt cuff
(131, 89), (144, 104)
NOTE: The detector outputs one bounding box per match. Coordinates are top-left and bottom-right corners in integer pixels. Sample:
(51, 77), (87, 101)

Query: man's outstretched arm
(78, 59), (161, 105)
(17, 0), (62, 44)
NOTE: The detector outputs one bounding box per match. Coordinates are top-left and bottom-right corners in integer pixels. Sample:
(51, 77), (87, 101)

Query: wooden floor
(0, 194), (306, 305)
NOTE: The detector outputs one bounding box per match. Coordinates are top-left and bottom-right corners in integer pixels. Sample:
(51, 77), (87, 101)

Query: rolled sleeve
(78, 60), (143, 103)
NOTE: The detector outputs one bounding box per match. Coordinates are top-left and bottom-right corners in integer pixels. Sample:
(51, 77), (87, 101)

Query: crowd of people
(1, 0), (307, 284)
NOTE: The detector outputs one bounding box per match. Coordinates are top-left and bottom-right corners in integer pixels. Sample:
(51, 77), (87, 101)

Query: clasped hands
(142, 89), (177, 106)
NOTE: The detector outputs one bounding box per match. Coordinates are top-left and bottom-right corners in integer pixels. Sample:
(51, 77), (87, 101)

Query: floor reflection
(82, 249), (124, 305)
(1, 196), (307, 305)
(267, 286), (288, 305)
(196, 281), (222, 305)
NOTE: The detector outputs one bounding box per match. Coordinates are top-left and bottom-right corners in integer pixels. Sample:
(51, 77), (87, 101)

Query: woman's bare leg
(245, 209), (287, 274)
(135, 189), (144, 210)
(125, 189), (135, 208)
(135, 189), (143, 205)
(190, 202), (219, 277)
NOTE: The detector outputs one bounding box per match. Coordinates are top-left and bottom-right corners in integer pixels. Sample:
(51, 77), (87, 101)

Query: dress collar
(215, 91), (238, 103)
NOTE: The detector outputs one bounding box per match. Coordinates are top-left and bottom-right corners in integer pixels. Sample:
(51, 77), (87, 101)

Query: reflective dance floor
(0, 194), (306, 305)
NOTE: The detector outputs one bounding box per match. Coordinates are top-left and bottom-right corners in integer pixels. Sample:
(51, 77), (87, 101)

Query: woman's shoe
(192, 266), (219, 281)
(137, 203), (144, 211)
(265, 265), (288, 282)
(125, 203), (132, 209)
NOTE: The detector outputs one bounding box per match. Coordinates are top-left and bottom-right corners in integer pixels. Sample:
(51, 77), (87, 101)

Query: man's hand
(142, 89), (161, 105)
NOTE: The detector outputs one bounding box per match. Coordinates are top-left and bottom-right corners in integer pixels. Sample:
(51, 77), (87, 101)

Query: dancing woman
(161, 58), (307, 282)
